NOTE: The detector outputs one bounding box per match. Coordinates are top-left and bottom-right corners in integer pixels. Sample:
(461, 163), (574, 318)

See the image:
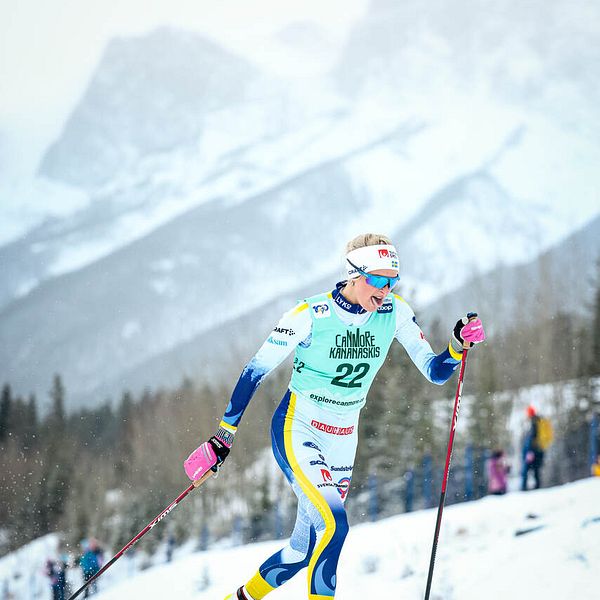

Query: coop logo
(377, 302), (393, 314)
(337, 477), (351, 501)
(311, 303), (330, 318)
(311, 419), (355, 436)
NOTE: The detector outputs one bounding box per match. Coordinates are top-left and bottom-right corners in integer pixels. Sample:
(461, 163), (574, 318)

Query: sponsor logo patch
(321, 469), (333, 482)
(267, 336), (288, 346)
(337, 477), (351, 500)
(311, 419), (355, 436)
(311, 303), (330, 318)
(274, 327), (295, 336)
(303, 441), (322, 452)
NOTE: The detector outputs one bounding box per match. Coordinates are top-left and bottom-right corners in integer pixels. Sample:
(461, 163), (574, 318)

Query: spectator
(521, 405), (548, 490)
(45, 558), (66, 600)
(166, 532), (176, 563)
(487, 449), (510, 495)
(592, 455), (600, 477)
(79, 538), (104, 597)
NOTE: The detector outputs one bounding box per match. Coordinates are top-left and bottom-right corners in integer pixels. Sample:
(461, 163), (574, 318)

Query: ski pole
(424, 346), (470, 600)
(67, 470), (213, 600)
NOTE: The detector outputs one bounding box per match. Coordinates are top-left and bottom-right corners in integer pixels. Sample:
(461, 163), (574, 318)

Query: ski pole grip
(193, 469), (214, 488)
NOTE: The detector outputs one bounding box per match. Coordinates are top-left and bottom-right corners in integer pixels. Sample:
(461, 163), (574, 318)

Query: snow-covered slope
(3, 479), (597, 599)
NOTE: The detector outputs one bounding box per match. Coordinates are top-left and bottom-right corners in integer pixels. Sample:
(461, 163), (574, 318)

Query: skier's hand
(451, 312), (486, 354)
(183, 425), (234, 482)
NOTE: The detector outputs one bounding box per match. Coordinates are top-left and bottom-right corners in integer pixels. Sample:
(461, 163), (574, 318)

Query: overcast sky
(0, 0), (367, 178)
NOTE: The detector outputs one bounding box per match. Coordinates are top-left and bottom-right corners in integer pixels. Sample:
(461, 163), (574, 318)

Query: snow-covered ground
(2, 478), (598, 599)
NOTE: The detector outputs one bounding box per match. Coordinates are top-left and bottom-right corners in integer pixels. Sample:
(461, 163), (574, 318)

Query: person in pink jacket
(487, 449), (510, 495)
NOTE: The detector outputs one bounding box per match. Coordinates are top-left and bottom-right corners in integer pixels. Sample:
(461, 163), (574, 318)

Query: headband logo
(378, 249), (389, 257)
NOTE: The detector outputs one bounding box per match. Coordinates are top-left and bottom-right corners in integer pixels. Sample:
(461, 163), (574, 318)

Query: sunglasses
(347, 258), (400, 289)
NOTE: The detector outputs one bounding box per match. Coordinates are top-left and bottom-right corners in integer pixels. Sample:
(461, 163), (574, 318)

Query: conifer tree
(0, 384), (12, 442)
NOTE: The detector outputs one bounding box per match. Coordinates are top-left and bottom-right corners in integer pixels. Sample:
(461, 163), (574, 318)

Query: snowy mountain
(1, 3), (599, 409)
(423, 212), (600, 331)
(2, 479), (598, 599)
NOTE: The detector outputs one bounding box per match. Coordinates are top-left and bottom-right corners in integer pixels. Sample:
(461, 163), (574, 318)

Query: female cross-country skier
(184, 233), (485, 600)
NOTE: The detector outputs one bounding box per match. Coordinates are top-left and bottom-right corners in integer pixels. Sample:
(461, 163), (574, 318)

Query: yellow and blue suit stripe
(245, 390), (356, 599)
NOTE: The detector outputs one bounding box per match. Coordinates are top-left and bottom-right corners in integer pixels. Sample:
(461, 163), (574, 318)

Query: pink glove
(184, 427), (234, 482)
(184, 442), (218, 482)
(451, 313), (486, 352)
(461, 317), (486, 344)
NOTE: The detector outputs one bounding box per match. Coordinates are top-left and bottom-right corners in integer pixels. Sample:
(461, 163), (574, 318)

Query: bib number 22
(331, 362), (370, 388)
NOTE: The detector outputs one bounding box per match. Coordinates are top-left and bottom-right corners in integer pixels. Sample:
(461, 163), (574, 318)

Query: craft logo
(311, 303), (330, 318)
(337, 477), (351, 501)
(329, 328), (381, 359)
(348, 264), (368, 276)
(274, 327), (295, 336)
(311, 419), (355, 436)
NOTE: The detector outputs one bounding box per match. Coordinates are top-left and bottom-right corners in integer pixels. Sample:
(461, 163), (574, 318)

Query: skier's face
(354, 268), (397, 312)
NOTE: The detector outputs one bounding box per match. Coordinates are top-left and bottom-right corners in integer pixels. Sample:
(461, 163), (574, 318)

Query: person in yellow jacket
(592, 455), (600, 477)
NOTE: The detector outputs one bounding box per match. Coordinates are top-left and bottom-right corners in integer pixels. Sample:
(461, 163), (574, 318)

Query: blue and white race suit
(219, 283), (462, 599)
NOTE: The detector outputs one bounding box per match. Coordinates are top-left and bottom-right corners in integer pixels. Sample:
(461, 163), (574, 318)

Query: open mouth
(370, 295), (384, 309)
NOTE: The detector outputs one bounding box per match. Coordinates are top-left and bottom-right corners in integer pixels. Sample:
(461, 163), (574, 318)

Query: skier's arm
(184, 301), (312, 481)
(393, 295), (461, 385)
(221, 301), (312, 429)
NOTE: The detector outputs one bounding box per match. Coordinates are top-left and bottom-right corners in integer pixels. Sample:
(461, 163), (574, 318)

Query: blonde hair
(345, 233), (393, 254)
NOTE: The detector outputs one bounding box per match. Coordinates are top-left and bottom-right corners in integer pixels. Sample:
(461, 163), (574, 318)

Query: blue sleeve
(393, 295), (461, 385)
(426, 347), (462, 385)
(222, 359), (269, 427)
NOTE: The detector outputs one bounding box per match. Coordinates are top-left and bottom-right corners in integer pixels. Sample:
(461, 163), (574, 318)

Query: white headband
(346, 244), (399, 279)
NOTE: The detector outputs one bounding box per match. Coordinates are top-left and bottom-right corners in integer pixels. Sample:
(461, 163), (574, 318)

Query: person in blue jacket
(521, 405), (544, 490)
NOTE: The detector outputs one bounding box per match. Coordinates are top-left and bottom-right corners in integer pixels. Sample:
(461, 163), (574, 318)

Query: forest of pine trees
(1, 269), (599, 558)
